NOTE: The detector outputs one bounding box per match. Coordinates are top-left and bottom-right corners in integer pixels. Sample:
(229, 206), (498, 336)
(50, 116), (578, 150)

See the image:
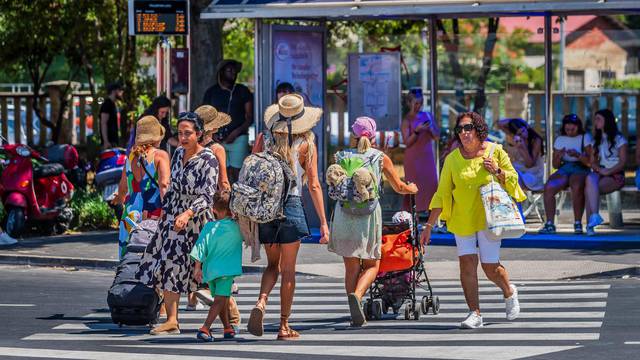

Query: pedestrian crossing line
(0, 347), (260, 360)
(81, 311), (605, 320)
(52, 321), (604, 331)
(23, 332), (601, 342)
(233, 280), (608, 287)
(110, 344), (582, 360)
(233, 283), (611, 292)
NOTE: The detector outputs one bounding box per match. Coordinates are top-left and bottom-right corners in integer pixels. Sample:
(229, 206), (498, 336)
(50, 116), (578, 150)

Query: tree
(190, 0), (223, 107)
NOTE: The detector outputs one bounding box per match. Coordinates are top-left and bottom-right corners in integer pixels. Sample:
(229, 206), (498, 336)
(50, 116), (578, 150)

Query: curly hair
(455, 111), (488, 142)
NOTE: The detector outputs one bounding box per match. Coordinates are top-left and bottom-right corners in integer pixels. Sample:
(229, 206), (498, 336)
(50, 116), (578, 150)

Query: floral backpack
(230, 130), (296, 224)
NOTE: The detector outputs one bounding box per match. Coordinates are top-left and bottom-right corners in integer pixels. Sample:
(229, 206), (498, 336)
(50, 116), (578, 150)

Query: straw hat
(195, 105), (231, 132)
(135, 115), (165, 145)
(264, 94), (322, 134)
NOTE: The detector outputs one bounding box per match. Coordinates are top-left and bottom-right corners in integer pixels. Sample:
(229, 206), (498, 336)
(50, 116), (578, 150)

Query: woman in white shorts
(421, 111), (526, 329)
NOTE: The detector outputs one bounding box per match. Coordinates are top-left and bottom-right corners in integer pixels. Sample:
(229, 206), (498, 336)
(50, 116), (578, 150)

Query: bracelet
(425, 223), (434, 229)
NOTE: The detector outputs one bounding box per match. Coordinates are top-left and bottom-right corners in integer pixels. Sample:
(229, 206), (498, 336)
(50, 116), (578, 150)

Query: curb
(562, 265), (640, 280)
(0, 254), (266, 274)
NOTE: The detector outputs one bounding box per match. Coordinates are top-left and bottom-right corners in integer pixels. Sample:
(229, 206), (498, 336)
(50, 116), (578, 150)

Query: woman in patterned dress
(112, 116), (170, 259)
(136, 111), (219, 335)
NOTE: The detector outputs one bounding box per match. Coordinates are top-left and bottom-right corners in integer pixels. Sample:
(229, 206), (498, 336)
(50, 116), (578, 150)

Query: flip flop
(348, 293), (366, 327)
(247, 305), (265, 337)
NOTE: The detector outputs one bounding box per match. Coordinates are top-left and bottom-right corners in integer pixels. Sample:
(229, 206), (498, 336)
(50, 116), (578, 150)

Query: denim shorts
(259, 196), (310, 244)
(556, 161), (590, 176)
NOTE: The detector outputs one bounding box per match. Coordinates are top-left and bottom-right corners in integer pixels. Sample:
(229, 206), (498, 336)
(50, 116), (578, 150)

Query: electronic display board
(128, 0), (188, 35)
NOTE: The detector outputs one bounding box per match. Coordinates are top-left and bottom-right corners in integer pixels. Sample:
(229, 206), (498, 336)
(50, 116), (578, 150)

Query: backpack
(327, 149), (383, 216)
(230, 145), (296, 224)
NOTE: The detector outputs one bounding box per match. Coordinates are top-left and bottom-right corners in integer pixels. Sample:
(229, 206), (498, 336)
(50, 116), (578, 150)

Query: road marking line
(83, 311), (605, 320)
(228, 302), (607, 311)
(624, 341), (640, 345)
(23, 332), (600, 342)
(111, 344), (583, 360)
(232, 284), (611, 292)
(52, 321), (604, 331)
(0, 347), (257, 360)
(0, 304), (35, 307)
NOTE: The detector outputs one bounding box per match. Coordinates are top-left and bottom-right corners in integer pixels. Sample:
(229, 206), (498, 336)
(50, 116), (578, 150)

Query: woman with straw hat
(112, 115), (170, 259)
(247, 94), (330, 340)
(196, 105), (232, 191)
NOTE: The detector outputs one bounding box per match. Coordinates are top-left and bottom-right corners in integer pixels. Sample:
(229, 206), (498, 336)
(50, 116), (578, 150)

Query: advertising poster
(272, 29), (324, 108)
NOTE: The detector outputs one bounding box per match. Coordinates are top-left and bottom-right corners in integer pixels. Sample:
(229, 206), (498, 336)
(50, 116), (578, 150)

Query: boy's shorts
(208, 276), (236, 297)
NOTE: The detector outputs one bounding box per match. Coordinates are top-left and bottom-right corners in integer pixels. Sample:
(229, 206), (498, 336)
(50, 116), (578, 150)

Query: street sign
(128, 0), (189, 36)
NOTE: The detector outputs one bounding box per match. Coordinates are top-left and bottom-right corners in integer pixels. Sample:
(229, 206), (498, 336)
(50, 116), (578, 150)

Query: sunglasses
(454, 123), (475, 134)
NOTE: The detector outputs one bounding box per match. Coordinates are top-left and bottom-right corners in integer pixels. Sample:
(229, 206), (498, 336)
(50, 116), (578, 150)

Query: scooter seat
(33, 163), (65, 179)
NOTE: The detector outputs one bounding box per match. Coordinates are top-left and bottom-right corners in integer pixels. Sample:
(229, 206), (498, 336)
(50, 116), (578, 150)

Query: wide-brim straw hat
(135, 115), (165, 145)
(264, 94), (322, 135)
(195, 105), (231, 132)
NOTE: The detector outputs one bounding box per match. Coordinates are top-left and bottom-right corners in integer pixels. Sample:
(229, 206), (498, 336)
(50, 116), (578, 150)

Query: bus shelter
(201, 0), (640, 225)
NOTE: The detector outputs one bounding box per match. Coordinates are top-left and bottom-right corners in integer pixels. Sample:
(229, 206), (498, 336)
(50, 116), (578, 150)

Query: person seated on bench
(498, 118), (545, 192)
(540, 114), (593, 235)
(585, 109), (628, 236)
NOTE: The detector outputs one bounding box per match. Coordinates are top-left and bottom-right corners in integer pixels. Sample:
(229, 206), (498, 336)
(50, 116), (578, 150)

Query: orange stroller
(362, 196), (440, 320)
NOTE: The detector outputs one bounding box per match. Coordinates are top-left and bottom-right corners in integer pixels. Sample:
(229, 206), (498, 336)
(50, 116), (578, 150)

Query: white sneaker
(194, 289), (214, 306)
(505, 284), (520, 320)
(185, 302), (206, 311)
(460, 311), (483, 329)
(587, 214), (604, 229)
(0, 232), (17, 246)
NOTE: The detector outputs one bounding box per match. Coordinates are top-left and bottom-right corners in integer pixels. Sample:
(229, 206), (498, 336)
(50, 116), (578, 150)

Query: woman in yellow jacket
(420, 111), (526, 329)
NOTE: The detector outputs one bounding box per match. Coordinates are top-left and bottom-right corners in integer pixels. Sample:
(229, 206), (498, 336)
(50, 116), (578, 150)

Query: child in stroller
(362, 199), (440, 321)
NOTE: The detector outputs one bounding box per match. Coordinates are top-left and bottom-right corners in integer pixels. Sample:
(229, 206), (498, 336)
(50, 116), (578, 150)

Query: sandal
(196, 326), (213, 342)
(348, 293), (366, 327)
(247, 300), (266, 337)
(223, 327), (236, 339)
(277, 327), (300, 340)
(150, 322), (180, 335)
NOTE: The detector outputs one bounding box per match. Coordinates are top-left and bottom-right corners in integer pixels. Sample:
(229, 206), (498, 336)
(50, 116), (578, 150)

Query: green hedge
(70, 190), (117, 230)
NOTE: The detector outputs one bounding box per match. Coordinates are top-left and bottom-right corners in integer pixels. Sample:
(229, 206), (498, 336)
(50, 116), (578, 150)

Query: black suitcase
(107, 247), (161, 327)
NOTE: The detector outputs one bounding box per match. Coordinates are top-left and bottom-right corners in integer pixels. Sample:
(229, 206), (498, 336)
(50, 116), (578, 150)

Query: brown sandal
(277, 327), (300, 340)
(247, 300), (266, 337)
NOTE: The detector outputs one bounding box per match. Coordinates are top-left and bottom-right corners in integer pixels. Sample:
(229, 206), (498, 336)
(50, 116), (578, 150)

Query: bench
(606, 186), (638, 229)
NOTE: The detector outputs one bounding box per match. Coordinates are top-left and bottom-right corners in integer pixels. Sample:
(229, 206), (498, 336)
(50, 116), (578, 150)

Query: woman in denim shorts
(247, 94), (330, 340)
(540, 114), (594, 234)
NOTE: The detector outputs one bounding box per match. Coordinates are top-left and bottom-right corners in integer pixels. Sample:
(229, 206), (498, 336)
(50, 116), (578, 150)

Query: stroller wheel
(432, 296), (440, 315)
(421, 296), (430, 315)
(372, 299), (383, 320)
(413, 308), (421, 321)
(363, 299), (371, 321)
(404, 303), (412, 320)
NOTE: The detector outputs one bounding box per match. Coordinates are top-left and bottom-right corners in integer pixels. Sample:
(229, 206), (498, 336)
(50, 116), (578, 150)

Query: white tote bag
(479, 144), (526, 241)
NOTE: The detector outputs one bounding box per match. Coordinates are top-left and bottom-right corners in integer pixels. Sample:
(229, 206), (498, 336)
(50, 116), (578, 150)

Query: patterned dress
(118, 150), (162, 259)
(136, 147), (219, 294)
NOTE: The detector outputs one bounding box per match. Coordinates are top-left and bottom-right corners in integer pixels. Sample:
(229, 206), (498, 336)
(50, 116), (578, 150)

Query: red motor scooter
(0, 139), (74, 238)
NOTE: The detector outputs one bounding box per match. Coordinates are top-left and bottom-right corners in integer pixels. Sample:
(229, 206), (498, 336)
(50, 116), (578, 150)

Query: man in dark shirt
(100, 82), (124, 149)
(202, 59), (253, 183)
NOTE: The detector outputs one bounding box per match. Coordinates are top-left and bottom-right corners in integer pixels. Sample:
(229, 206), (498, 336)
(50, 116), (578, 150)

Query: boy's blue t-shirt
(189, 218), (243, 282)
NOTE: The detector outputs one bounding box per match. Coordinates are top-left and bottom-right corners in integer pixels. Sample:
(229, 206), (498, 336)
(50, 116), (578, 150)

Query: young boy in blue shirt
(190, 190), (243, 342)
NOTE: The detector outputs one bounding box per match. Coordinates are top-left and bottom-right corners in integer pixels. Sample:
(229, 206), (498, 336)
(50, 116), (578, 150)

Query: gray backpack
(327, 149), (383, 216)
(230, 149), (296, 224)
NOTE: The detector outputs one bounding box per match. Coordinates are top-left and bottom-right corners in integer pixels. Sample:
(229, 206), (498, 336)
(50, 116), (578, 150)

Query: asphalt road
(1, 265), (640, 360)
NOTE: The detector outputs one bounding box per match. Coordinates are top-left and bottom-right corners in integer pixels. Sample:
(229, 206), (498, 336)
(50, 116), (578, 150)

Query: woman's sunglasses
(454, 123), (475, 134)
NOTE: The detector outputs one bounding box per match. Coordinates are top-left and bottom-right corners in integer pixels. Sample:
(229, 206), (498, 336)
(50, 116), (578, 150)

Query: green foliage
(604, 78), (640, 90)
(70, 189), (116, 230)
(223, 19), (255, 84)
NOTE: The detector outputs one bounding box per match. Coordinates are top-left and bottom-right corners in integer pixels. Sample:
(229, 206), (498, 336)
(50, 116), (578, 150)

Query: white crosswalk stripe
(8, 278), (609, 360)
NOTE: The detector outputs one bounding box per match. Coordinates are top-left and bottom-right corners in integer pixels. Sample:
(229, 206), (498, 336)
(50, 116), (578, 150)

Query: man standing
(202, 59), (253, 183)
(100, 82), (124, 149)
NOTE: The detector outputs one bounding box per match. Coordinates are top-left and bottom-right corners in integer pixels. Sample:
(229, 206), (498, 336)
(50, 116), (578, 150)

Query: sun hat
(216, 59), (243, 75)
(352, 116), (377, 139)
(263, 94), (322, 135)
(195, 105), (231, 132)
(135, 115), (165, 145)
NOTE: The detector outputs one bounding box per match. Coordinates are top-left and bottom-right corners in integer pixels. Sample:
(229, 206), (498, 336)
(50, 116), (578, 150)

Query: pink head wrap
(352, 116), (377, 140)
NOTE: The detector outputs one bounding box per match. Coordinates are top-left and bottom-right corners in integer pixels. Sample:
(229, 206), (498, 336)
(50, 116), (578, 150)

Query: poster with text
(272, 29), (324, 108)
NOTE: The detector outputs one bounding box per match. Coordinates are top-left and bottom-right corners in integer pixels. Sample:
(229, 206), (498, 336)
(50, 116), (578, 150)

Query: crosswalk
(3, 277), (610, 360)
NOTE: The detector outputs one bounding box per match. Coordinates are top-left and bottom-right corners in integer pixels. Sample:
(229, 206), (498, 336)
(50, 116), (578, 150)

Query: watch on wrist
(496, 168), (502, 175)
